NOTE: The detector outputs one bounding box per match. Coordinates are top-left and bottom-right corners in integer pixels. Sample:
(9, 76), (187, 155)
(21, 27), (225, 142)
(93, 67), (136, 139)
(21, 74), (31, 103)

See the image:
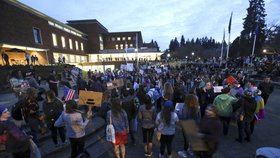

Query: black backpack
(11, 99), (24, 120)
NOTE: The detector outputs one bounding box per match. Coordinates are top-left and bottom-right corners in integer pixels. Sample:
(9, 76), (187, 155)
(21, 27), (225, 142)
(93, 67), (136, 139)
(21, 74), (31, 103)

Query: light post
(191, 52), (195, 61)
(263, 49), (267, 53)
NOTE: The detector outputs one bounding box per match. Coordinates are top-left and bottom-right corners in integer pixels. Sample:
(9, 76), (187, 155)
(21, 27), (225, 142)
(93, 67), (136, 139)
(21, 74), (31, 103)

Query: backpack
(11, 100), (24, 120)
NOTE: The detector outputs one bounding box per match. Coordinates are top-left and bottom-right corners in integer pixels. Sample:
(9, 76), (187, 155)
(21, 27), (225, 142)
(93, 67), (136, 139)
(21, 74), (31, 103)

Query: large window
(122, 37), (126, 41)
(120, 44), (123, 49)
(69, 39), (73, 49)
(81, 42), (84, 51)
(130, 44), (133, 48)
(52, 33), (57, 46)
(128, 37), (132, 40)
(61, 36), (66, 48)
(115, 44), (119, 50)
(100, 43), (104, 50)
(33, 27), (42, 44)
(112, 37), (115, 41)
(75, 41), (79, 50)
(117, 37), (121, 41)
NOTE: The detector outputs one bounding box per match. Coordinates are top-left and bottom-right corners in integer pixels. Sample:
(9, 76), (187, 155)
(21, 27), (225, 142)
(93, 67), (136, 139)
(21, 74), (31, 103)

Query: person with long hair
(178, 94), (201, 158)
(157, 82), (174, 112)
(139, 95), (156, 157)
(42, 90), (66, 147)
(54, 100), (92, 158)
(107, 98), (129, 158)
(156, 100), (179, 158)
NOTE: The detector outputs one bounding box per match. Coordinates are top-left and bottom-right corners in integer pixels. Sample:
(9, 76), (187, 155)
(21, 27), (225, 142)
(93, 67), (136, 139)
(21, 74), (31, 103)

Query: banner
(78, 90), (103, 107)
(127, 63), (134, 71)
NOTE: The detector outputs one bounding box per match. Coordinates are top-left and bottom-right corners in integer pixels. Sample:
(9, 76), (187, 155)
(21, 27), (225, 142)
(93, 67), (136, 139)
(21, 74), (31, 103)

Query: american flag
(64, 86), (75, 101)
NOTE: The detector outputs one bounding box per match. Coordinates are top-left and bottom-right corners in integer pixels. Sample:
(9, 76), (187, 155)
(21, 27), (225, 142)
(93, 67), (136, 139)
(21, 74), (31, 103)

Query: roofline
(102, 31), (141, 34)
(4, 0), (87, 36)
(67, 19), (108, 32)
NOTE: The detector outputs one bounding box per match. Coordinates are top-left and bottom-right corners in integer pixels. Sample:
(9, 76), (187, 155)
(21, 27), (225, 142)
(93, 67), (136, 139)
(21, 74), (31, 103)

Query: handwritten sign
(78, 90), (103, 107)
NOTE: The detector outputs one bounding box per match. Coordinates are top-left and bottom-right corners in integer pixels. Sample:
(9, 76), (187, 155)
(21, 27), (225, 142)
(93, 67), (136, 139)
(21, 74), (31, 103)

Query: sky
(18, 0), (280, 51)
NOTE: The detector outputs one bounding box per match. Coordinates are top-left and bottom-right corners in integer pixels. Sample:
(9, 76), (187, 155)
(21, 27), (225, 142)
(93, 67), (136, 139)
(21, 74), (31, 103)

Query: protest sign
(78, 90), (103, 107)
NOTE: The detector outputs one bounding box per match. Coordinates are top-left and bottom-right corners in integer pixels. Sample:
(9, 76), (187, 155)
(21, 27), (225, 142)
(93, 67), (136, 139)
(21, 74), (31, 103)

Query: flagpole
(251, 34), (257, 56)
(226, 12), (233, 68)
(136, 33), (139, 69)
(226, 32), (230, 59)
(220, 29), (225, 66)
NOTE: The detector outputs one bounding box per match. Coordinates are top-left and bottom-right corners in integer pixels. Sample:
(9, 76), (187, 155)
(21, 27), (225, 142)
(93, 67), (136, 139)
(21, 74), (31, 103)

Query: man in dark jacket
(234, 90), (257, 143)
(258, 77), (274, 105)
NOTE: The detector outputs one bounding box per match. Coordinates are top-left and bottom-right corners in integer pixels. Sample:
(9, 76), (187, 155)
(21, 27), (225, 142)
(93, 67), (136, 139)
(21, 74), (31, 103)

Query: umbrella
(5, 48), (26, 53)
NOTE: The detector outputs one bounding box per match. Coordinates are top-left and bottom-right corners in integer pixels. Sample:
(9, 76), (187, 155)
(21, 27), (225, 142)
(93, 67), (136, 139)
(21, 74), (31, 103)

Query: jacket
(42, 98), (64, 126)
(213, 94), (238, 117)
(0, 120), (30, 153)
(235, 96), (257, 122)
(258, 82), (274, 96)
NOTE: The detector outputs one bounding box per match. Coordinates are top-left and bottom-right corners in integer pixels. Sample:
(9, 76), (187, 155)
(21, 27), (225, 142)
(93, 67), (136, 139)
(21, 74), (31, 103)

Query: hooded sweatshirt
(213, 94), (238, 117)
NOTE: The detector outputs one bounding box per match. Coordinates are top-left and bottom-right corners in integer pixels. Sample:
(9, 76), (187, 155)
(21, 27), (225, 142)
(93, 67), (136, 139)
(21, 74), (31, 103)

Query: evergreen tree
(240, 0), (266, 56)
(169, 39), (174, 52)
(180, 35), (186, 47)
(173, 37), (180, 50)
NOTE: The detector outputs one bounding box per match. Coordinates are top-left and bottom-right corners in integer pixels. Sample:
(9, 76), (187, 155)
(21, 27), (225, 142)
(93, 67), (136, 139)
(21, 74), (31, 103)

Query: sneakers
(178, 150), (188, 158)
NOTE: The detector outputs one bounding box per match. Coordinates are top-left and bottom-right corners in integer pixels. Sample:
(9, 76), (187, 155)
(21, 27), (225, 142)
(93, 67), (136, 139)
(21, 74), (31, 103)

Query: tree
(173, 37), (180, 50)
(154, 40), (160, 52)
(240, 0), (266, 56)
(265, 24), (280, 53)
(180, 35), (186, 47)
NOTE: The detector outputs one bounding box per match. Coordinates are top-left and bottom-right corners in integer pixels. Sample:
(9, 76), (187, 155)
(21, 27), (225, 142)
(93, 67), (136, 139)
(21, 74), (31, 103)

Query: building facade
(0, 0), (162, 70)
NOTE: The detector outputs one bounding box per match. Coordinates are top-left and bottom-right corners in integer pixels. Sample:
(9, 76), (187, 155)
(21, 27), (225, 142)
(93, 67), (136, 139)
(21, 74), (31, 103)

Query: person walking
(106, 98), (129, 158)
(138, 95), (156, 157)
(156, 100), (179, 158)
(54, 100), (92, 158)
(42, 90), (66, 147)
(195, 106), (222, 158)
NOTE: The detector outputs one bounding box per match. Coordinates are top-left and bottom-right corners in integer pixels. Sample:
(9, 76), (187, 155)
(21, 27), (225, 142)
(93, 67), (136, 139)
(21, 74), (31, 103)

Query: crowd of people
(0, 57), (277, 158)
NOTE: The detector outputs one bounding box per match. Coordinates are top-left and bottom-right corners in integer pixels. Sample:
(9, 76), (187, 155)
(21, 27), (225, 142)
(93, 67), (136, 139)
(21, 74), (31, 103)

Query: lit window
(33, 27), (42, 44)
(69, 39), (73, 49)
(122, 37), (126, 41)
(75, 41), (79, 50)
(61, 36), (66, 48)
(128, 37), (131, 40)
(52, 33), (57, 46)
(125, 44), (128, 49)
(115, 44), (119, 50)
(100, 43), (104, 50)
(112, 37), (115, 41)
(81, 42), (84, 51)
(117, 37), (121, 41)
(99, 35), (103, 42)
(120, 44), (123, 49)
(130, 44), (133, 47)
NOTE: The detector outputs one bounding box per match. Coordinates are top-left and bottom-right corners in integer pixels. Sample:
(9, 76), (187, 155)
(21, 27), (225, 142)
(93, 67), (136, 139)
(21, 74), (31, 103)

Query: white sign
(155, 68), (162, 73)
(127, 63), (134, 71)
(213, 86), (223, 93)
(139, 69), (144, 75)
(120, 64), (127, 71)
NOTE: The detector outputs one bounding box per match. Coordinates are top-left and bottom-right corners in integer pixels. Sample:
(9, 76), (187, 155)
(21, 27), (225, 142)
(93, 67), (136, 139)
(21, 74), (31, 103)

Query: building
(0, 0), (162, 71)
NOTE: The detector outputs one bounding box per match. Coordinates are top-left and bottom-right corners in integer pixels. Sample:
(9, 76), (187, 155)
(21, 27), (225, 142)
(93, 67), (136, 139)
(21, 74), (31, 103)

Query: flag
(64, 86), (75, 101)
(228, 12), (233, 34)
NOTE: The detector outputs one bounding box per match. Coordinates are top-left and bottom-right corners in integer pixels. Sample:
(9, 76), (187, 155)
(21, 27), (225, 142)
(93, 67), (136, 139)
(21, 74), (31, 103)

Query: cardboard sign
(181, 120), (209, 152)
(78, 90), (103, 107)
(107, 79), (124, 89)
(127, 63), (134, 71)
(213, 86), (224, 93)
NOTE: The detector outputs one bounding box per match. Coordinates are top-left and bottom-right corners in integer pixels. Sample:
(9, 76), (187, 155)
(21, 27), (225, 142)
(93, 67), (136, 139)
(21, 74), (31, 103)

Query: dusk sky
(18, 0), (280, 51)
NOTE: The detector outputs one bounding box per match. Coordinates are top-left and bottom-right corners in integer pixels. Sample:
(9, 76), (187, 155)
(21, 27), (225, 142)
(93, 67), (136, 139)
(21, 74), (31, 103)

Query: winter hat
(244, 90), (253, 97)
(0, 105), (8, 115)
(164, 100), (173, 108)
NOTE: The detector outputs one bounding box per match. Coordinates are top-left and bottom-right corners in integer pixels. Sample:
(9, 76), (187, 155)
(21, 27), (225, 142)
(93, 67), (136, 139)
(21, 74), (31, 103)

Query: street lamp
(263, 49), (267, 53)
(185, 56), (188, 59)
(191, 52), (195, 56)
(167, 53), (170, 58)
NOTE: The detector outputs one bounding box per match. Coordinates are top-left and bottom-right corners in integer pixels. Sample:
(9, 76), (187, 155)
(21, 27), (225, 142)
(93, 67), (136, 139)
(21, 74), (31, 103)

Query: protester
(178, 94), (201, 158)
(195, 106), (222, 158)
(199, 82), (215, 117)
(42, 90), (66, 147)
(106, 98), (129, 158)
(258, 77), (274, 105)
(47, 70), (59, 97)
(156, 100), (179, 158)
(54, 100), (92, 158)
(213, 87), (238, 136)
(138, 95), (156, 157)
(234, 90), (257, 143)
(251, 89), (265, 133)
(0, 105), (33, 158)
